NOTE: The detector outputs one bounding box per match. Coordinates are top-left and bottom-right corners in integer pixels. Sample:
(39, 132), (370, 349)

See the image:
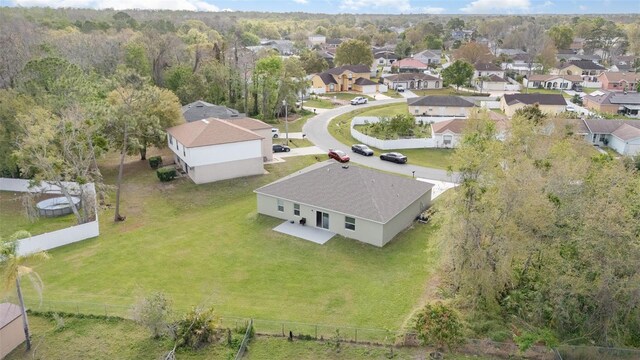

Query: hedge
(149, 156), (163, 169)
(157, 166), (177, 182)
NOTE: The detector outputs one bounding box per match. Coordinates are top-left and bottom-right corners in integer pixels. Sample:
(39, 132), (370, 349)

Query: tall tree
(0, 231), (49, 352)
(254, 55), (282, 120)
(585, 18), (627, 63)
(548, 25), (574, 49)
(441, 60), (474, 92)
(333, 39), (374, 67)
(299, 49), (329, 74)
(453, 42), (494, 64)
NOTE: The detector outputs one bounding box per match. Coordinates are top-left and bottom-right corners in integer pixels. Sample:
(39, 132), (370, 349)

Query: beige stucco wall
(1, 315), (24, 359)
(190, 157), (263, 184)
(583, 98), (618, 114)
(501, 99), (566, 117)
(251, 128), (273, 161)
(409, 105), (472, 117)
(256, 193), (429, 247)
(382, 190), (431, 245)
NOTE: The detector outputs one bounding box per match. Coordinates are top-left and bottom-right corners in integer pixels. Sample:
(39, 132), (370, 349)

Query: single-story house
(382, 73), (442, 91)
(597, 72), (640, 92)
(408, 96), (476, 117)
(0, 303), (24, 359)
(582, 119), (640, 155)
(552, 60), (606, 82)
(523, 74), (583, 90)
(583, 90), (640, 117)
(182, 100), (243, 122)
(255, 162), (434, 247)
(392, 58), (429, 73)
(166, 118), (266, 184)
(473, 62), (505, 79)
(500, 93), (567, 117)
(373, 50), (398, 66)
(475, 74), (511, 91)
(431, 113), (508, 148)
(413, 49), (441, 65)
(310, 65), (377, 94)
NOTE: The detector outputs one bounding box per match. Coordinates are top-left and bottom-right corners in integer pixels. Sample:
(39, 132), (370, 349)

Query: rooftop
(255, 162), (434, 224)
(393, 58), (429, 69)
(474, 62), (502, 71)
(384, 73), (439, 81)
(559, 60), (605, 71)
(325, 65), (371, 75)
(181, 100), (242, 122)
(0, 303), (22, 330)
(167, 118), (263, 148)
(503, 93), (567, 106)
(408, 96), (476, 108)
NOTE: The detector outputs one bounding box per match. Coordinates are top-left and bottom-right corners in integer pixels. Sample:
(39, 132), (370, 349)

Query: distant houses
(408, 96), (476, 117)
(310, 65), (382, 94)
(500, 94), (567, 117)
(583, 90), (640, 117)
(382, 73), (441, 91)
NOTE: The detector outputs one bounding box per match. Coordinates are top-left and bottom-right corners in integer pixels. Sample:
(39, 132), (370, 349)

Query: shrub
(157, 166), (177, 182)
(175, 306), (223, 349)
(148, 156), (163, 169)
(414, 302), (464, 351)
(131, 292), (173, 338)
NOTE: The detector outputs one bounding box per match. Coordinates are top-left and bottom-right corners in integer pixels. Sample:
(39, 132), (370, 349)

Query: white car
(350, 97), (368, 105)
(271, 128), (280, 138)
(396, 85), (405, 92)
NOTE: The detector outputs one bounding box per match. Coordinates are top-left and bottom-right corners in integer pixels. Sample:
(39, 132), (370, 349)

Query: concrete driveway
(302, 99), (459, 183)
(399, 89), (418, 99)
(275, 146), (325, 158)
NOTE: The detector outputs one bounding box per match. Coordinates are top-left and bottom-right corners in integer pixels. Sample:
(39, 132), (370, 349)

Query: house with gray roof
(581, 119), (640, 156)
(255, 162), (434, 247)
(408, 96), (477, 117)
(584, 90), (640, 117)
(500, 93), (567, 117)
(182, 101), (244, 122)
(413, 49), (442, 65)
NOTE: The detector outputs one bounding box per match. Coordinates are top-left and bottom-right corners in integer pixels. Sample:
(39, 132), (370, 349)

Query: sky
(4, 0), (640, 14)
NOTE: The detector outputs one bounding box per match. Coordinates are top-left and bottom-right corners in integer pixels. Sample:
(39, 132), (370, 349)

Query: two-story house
(166, 118), (269, 184)
(597, 72), (640, 92)
(552, 60), (606, 83)
(310, 65), (379, 94)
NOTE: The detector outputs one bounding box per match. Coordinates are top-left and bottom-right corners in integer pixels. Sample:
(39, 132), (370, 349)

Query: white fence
(351, 117), (436, 150)
(0, 178), (100, 256)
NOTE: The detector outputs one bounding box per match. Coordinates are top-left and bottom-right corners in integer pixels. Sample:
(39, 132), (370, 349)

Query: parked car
(328, 149), (350, 163)
(350, 97), (368, 105)
(351, 144), (374, 156)
(380, 152), (407, 164)
(572, 84), (583, 92)
(272, 144), (290, 153)
(396, 85), (405, 92)
(272, 128), (280, 138)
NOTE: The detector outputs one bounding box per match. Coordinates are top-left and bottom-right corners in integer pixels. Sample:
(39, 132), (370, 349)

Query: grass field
(5, 315), (493, 360)
(382, 90), (404, 98)
(273, 110), (314, 133)
(0, 192), (78, 238)
(9, 152), (442, 331)
(525, 88), (572, 99)
(328, 104), (454, 170)
(326, 92), (376, 102)
(303, 98), (335, 109)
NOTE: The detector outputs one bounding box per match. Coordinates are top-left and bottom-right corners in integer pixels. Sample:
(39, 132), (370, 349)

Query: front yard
(9, 152), (442, 331)
(328, 104), (453, 170)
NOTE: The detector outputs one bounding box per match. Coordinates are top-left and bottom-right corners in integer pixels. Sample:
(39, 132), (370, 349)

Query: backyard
(0, 192), (78, 238)
(4, 151), (443, 332)
(328, 104), (454, 170)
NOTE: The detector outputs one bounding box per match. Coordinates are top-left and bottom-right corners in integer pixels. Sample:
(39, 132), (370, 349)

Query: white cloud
(293, 0), (308, 3)
(543, 1), (553, 6)
(15, 0), (220, 11)
(461, 0), (530, 13)
(340, 0), (411, 12)
(579, 5), (588, 11)
(415, 6), (446, 14)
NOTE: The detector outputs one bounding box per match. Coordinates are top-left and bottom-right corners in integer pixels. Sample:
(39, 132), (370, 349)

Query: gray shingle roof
(182, 101), (242, 122)
(255, 162), (434, 223)
(474, 62), (502, 71)
(560, 60), (605, 71)
(503, 93), (567, 106)
(583, 119), (640, 134)
(318, 73), (338, 85)
(384, 73), (439, 82)
(354, 77), (377, 85)
(408, 96), (476, 107)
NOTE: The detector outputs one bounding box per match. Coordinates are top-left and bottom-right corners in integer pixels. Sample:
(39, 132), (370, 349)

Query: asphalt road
(302, 99), (460, 183)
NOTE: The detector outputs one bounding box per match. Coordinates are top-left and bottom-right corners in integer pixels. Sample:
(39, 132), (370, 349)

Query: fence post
(355, 328), (358, 343)
(315, 325), (318, 340)
(105, 304), (107, 317)
(281, 323), (284, 337)
(76, 304), (79, 314)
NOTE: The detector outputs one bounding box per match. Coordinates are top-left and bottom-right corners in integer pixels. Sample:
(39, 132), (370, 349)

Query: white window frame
(294, 203), (300, 216)
(277, 199), (284, 212)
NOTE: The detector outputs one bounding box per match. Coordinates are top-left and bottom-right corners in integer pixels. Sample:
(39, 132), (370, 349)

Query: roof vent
(202, 119), (209, 124)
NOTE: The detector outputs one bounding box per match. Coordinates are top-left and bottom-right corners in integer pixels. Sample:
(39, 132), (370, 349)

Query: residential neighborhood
(1, 3), (639, 360)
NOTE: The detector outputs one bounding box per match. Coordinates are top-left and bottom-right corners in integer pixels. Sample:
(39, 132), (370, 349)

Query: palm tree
(0, 231), (49, 351)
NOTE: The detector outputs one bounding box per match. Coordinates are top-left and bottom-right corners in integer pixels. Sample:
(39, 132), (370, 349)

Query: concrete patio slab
(273, 221), (335, 245)
(417, 178), (457, 200)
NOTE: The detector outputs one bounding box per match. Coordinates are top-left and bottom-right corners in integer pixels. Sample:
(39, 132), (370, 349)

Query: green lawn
(273, 110), (313, 132)
(412, 88), (488, 97)
(273, 138), (314, 148)
(10, 152), (442, 331)
(382, 90), (404, 98)
(0, 192), (78, 238)
(5, 314), (242, 360)
(303, 98), (335, 109)
(525, 88), (572, 99)
(325, 92), (376, 102)
(328, 104), (454, 170)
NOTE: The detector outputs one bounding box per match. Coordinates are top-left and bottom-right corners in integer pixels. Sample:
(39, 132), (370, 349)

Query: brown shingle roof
(599, 72), (640, 84)
(431, 119), (468, 134)
(167, 118), (263, 148)
(384, 73), (439, 82)
(393, 58), (429, 69)
(0, 303), (21, 330)
(227, 117), (272, 131)
(474, 62), (502, 71)
(503, 93), (567, 106)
